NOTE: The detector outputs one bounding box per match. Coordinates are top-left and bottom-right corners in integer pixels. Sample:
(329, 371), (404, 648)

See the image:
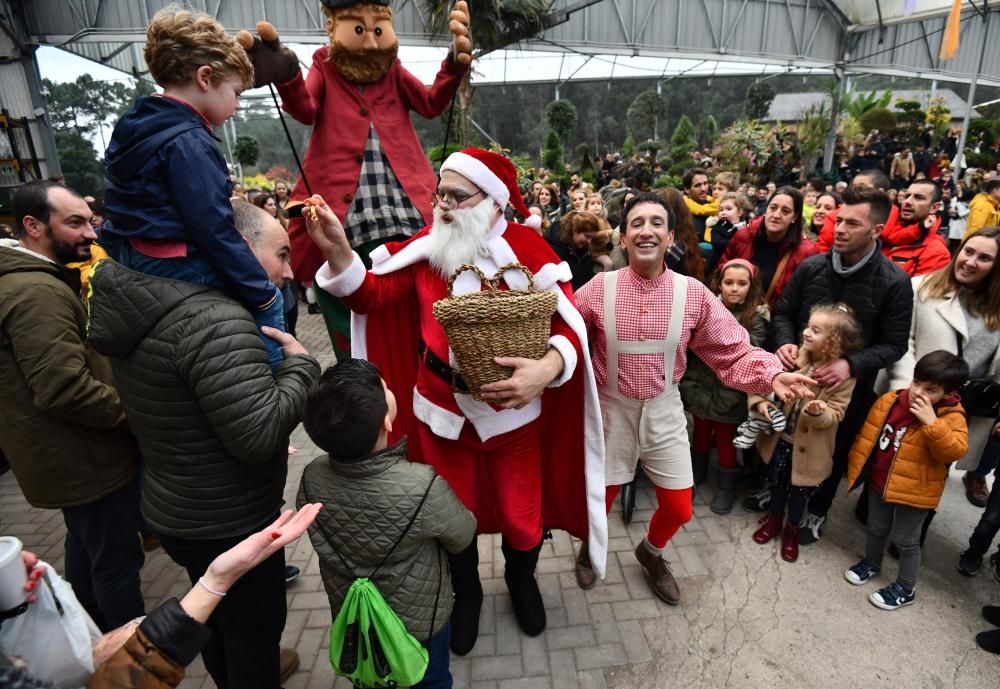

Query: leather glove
(236, 22), (300, 88)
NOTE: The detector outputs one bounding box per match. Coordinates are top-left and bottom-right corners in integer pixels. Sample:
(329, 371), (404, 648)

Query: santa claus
(302, 148), (606, 656)
(237, 0), (472, 355)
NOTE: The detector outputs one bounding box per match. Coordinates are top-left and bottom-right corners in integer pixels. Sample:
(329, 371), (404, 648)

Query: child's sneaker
(798, 513), (825, 545)
(741, 487), (771, 513)
(991, 552), (1000, 584)
(844, 559), (880, 585)
(957, 550), (982, 577)
(869, 582), (915, 610)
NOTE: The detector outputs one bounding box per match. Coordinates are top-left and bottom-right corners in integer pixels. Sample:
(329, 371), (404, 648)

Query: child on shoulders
(844, 350), (969, 610)
(296, 359), (477, 687)
(102, 6), (286, 369)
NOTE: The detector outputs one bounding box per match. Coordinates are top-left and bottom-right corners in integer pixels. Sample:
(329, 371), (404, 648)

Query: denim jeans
(61, 475), (145, 632)
(767, 439), (814, 527)
(416, 621), (453, 689)
(157, 521), (286, 689)
(104, 237), (285, 370)
(968, 472), (1000, 559)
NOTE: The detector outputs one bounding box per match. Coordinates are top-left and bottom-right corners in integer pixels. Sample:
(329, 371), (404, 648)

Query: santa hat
(440, 148), (542, 230)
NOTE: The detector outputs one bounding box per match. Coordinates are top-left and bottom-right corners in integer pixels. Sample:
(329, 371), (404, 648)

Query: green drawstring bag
(304, 476), (442, 689)
(329, 577), (429, 687)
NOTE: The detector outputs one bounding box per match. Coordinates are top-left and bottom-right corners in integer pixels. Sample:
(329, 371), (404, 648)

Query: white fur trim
(440, 152), (510, 208)
(412, 387), (465, 440)
(315, 253), (366, 297)
(369, 235), (434, 276)
(369, 243), (390, 266)
(454, 394), (542, 442)
(351, 312), (368, 359)
(546, 335), (577, 388)
(525, 214), (542, 230)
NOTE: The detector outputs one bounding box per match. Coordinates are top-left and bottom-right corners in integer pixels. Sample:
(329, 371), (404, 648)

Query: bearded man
(305, 148), (606, 657)
(238, 0), (471, 357)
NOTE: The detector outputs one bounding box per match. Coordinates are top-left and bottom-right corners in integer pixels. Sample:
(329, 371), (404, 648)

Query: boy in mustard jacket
(844, 350), (969, 610)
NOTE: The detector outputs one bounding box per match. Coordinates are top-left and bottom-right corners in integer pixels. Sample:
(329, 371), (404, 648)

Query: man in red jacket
(307, 148), (606, 658)
(238, 0), (472, 355)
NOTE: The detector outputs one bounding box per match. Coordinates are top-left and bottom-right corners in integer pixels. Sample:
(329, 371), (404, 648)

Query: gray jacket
(297, 441), (477, 639)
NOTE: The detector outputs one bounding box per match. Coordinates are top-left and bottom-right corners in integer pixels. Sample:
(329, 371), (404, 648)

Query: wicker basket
(432, 263), (558, 400)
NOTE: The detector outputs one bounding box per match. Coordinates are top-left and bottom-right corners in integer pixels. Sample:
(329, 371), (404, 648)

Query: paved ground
(3, 308), (1000, 688)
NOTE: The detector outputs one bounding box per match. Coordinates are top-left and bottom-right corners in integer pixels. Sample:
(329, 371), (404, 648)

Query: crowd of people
(1, 4), (1000, 689)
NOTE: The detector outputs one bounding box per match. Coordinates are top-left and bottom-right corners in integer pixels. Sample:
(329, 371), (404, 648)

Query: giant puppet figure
(237, 0), (472, 356)
(301, 148), (607, 656)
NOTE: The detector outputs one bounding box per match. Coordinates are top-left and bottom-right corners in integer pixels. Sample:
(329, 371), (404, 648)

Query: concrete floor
(2, 309), (999, 688)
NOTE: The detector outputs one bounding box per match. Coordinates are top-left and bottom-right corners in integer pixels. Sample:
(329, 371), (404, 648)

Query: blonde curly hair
(144, 5), (253, 90)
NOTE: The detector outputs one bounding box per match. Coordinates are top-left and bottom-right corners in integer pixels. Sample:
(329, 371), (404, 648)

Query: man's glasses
(432, 189), (485, 208)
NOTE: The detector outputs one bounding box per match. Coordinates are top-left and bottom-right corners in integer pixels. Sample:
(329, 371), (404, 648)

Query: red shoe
(780, 524), (800, 562)
(752, 513), (783, 544)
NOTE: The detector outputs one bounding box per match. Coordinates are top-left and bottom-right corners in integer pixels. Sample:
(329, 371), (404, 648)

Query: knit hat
(440, 148), (542, 230)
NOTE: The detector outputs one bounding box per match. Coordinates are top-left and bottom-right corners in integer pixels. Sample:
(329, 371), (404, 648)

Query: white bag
(0, 561), (102, 688)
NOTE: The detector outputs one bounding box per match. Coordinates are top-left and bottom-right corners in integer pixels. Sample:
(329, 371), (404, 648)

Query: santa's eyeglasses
(431, 189), (485, 209)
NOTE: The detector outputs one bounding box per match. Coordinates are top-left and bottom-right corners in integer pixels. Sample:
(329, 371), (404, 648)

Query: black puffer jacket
(88, 260), (320, 539)
(772, 246), (913, 381)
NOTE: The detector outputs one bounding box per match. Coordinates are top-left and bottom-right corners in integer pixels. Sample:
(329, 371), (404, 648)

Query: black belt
(418, 339), (469, 393)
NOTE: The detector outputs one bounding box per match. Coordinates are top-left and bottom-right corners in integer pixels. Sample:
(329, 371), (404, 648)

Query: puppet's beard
(427, 199), (498, 280)
(330, 40), (399, 83)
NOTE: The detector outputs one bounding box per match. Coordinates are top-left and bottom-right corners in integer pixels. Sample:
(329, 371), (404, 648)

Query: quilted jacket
(847, 390), (969, 509)
(87, 259), (320, 539)
(0, 247), (139, 508)
(297, 441), (477, 640)
(771, 247), (913, 384)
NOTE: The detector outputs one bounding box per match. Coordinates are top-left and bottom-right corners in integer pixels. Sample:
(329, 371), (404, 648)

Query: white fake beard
(426, 198), (498, 280)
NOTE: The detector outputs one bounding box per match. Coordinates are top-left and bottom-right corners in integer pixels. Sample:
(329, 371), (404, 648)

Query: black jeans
(61, 476), (145, 632)
(807, 382), (878, 518)
(768, 440), (813, 526)
(968, 472), (1000, 559)
(157, 522), (287, 689)
(974, 434), (1000, 480)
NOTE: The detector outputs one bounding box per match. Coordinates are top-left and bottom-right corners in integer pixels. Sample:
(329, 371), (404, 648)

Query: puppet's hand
(449, 1), (472, 66)
(236, 22), (300, 88)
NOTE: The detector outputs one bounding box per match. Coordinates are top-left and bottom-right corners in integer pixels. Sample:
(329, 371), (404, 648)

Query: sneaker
(285, 565), (301, 585)
(845, 559), (880, 585)
(991, 553), (1000, 584)
(957, 550), (982, 577)
(869, 582), (915, 610)
(741, 487), (771, 513)
(798, 513), (825, 545)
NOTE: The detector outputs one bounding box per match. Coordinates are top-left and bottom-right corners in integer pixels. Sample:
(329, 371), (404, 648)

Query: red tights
(605, 483), (693, 549)
(691, 416), (738, 469)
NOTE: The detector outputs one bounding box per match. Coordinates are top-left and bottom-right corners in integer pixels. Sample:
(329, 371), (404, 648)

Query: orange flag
(939, 0), (963, 60)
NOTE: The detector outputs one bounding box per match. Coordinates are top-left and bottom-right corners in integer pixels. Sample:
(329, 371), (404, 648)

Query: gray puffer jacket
(88, 259), (320, 539)
(297, 441), (476, 640)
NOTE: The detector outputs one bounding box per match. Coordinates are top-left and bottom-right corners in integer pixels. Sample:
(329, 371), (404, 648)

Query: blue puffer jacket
(103, 95), (273, 310)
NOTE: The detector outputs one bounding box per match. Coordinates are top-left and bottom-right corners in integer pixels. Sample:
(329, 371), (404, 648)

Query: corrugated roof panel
(0, 64), (36, 119)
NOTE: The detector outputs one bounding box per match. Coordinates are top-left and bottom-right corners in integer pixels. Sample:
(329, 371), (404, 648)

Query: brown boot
(278, 648), (299, 683)
(634, 540), (680, 605)
(964, 472), (989, 508)
(575, 541), (596, 590)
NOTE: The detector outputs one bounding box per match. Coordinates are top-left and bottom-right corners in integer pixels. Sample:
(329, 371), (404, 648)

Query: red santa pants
(414, 420), (543, 551)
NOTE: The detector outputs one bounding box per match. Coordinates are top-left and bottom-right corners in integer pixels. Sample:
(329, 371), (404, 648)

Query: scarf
(831, 241), (878, 277)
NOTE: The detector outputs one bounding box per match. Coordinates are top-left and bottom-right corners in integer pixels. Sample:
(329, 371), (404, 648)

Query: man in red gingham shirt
(572, 192), (815, 605)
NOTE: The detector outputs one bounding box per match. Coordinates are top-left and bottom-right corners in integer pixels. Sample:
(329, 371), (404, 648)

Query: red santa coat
(277, 49), (466, 280)
(315, 219), (608, 576)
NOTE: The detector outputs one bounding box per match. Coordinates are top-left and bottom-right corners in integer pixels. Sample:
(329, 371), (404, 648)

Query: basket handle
(491, 263), (535, 291)
(447, 264), (493, 297)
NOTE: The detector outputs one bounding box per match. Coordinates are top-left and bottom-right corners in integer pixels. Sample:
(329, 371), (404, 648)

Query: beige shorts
(599, 387), (693, 490)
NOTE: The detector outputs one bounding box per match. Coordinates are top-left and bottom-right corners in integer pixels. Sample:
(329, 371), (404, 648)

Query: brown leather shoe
(964, 472), (989, 508)
(575, 542), (596, 590)
(634, 540), (680, 605)
(279, 648), (299, 683)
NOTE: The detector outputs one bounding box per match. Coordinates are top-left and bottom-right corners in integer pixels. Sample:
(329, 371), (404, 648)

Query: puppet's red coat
(315, 219), (609, 576)
(277, 49), (465, 281)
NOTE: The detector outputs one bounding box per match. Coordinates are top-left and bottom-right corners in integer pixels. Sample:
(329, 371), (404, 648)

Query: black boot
(502, 537), (546, 636)
(448, 538), (483, 656)
(691, 451), (709, 486)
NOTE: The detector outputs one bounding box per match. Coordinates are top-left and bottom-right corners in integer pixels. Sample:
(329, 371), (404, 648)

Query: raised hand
(772, 371), (817, 404)
(449, 1), (473, 66)
(302, 195), (353, 273)
(236, 22), (300, 88)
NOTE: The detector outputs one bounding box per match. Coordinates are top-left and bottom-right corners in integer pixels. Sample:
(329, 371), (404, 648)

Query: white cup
(0, 536), (28, 611)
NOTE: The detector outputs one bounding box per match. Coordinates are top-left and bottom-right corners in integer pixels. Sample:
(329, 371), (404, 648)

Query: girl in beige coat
(750, 303), (863, 562)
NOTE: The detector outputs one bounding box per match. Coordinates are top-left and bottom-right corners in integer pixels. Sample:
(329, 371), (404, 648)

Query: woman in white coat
(889, 227), (1000, 509)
